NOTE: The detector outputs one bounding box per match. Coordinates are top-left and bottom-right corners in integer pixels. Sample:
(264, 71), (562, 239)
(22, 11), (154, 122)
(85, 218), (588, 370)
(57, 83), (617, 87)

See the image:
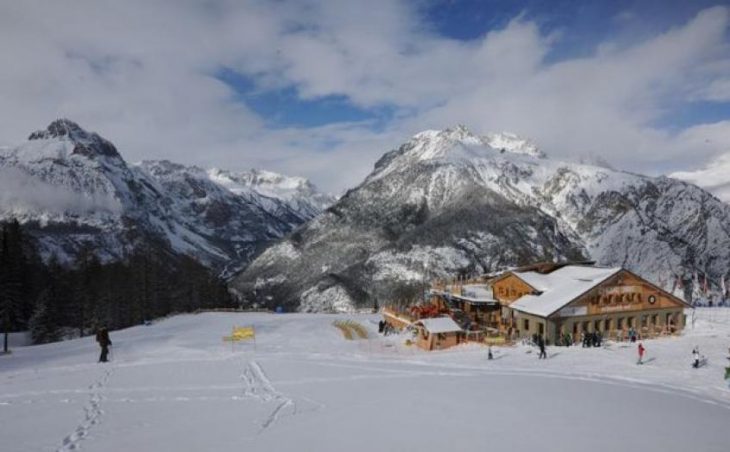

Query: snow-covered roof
(416, 316), (463, 333)
(510, 266), (622, 317)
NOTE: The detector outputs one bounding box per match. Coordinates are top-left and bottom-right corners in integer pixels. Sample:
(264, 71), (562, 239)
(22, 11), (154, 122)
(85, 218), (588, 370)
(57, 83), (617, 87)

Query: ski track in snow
(56, 366), (113, 451)
(238, 360), (299, 433)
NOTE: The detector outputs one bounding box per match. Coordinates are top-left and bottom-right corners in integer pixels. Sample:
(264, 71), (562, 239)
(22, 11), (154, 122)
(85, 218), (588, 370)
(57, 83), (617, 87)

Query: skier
(487, 345), (493, 360)
(96, 327), (112, 363)
(692, 346), (700, 368)
(378, 320), (385, 334)
(538, 335), (547, 359)
(637, 342), (645, 365)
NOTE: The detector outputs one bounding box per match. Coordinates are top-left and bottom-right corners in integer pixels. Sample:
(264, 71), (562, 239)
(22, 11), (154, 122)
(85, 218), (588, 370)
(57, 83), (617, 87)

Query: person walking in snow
(538, 335), (547, 359)
(96, 327), (112, 363)
(487, 345), (493, 360)
(692, 346), (700, 368)
(637, 342), (645, 365)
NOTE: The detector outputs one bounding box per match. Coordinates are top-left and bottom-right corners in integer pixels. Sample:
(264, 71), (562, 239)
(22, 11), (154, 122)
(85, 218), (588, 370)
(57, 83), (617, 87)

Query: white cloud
(0, 1), (729, 194)
(0, 167), (122, 216)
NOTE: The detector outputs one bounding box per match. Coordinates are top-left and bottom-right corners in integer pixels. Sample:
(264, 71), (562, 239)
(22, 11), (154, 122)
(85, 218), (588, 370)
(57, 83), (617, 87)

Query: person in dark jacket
(96, 327), (112, 363)
(538, 335), (547, 359)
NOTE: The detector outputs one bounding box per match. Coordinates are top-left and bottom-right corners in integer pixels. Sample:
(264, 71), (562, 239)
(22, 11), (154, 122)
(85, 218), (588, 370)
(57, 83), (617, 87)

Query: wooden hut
(413, 317), (463, 351)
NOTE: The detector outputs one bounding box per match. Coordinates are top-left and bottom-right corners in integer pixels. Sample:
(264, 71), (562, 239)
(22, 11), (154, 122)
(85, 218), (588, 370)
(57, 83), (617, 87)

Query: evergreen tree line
(0, 220), (235, 348)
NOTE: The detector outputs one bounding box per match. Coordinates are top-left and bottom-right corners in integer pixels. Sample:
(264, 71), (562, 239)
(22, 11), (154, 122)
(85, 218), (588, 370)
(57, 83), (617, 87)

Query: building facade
(491, 264), (690, 344)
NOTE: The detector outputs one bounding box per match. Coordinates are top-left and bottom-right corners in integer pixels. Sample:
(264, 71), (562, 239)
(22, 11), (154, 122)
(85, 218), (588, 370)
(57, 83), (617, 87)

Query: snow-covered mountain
(232, 125), (730, 312)
(0, 119), (333, 275)
(208, 168), (334, 220)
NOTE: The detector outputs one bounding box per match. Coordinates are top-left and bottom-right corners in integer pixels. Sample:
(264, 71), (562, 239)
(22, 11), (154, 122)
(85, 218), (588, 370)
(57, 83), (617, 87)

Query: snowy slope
(0, 120), (333, 273)
(1, 310), (730, 452)
(234, 126), (730, 311)
(209, 168), (335, 219)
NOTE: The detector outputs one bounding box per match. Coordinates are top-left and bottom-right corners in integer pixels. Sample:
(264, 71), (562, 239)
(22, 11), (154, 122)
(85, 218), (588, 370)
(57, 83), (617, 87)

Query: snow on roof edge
(416, 316), (463, 333)
(509, 267), (623, 318)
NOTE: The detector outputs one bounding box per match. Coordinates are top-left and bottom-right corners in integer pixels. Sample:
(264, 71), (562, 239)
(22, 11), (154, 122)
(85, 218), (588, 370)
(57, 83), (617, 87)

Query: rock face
(0, 120), (334, 275)
(232, 125), (730, 312)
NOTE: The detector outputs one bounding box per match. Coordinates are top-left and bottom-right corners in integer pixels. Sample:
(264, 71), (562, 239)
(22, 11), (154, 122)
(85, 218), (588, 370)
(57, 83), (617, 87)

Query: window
(523, 319), (530, 330)
(617, 318), (624, 330)
(594, 320), (601, 332)
(604, 319), (611, 331)
(641, 316), (647, 327)
(538, 323), (544, 335)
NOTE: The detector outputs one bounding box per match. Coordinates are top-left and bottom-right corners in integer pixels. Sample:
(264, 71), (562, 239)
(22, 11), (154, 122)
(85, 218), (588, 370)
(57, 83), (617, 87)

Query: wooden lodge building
(406, 262), (692, 347)
(412, 317), (464, 351)
(491, 264), (690, 343)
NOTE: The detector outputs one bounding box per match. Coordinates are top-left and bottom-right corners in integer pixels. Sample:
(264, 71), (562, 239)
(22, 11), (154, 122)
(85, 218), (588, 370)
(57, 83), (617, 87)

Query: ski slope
(2, 310), (730, 452)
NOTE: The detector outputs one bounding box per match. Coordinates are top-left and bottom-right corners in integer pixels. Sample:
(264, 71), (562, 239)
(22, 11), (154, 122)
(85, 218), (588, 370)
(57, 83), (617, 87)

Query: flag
(223, 326), (255, 342)
(232, 326), (255, 340)
(703, 274), (709, 295)
(722, 274), (727, 298)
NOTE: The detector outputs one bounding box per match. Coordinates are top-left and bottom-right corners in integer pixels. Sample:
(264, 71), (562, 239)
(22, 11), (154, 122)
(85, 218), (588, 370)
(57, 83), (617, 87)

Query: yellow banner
(223, 326), (255, 342)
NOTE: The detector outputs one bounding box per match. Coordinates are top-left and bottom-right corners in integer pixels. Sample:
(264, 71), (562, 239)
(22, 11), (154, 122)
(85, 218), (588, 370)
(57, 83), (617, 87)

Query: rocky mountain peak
(28, 119), (84, 140)
(404, 126), (544, 163)
(28, 119), (121, 160)
(370, 126), (544, 183)
(484, 131), (545, 158)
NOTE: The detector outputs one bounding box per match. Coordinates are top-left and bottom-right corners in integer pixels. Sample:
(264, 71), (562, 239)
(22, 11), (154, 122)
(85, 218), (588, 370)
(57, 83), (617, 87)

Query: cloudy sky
(1, 0), (730, 193)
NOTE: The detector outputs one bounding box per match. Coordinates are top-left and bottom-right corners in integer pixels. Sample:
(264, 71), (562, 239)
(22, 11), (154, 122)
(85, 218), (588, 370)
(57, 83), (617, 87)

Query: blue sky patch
(216, 68), (396, 130)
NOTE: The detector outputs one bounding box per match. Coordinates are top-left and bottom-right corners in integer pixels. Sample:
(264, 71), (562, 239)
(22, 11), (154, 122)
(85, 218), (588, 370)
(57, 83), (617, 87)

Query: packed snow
(2, 309), (730, 452)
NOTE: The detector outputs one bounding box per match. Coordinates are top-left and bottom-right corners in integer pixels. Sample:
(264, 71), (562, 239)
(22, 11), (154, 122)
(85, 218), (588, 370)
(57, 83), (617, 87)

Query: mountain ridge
(232, 125), (730, 311)
(0, 119), (334, 275)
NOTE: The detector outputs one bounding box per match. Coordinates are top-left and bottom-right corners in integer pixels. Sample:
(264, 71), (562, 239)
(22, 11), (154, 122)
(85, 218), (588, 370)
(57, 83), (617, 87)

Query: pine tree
(29, 290), (60, 344)
(0, 222), (23, 353)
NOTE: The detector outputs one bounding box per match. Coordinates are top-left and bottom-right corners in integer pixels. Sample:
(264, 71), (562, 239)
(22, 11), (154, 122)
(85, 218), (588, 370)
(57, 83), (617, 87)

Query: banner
(223, 326), (255, 342)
